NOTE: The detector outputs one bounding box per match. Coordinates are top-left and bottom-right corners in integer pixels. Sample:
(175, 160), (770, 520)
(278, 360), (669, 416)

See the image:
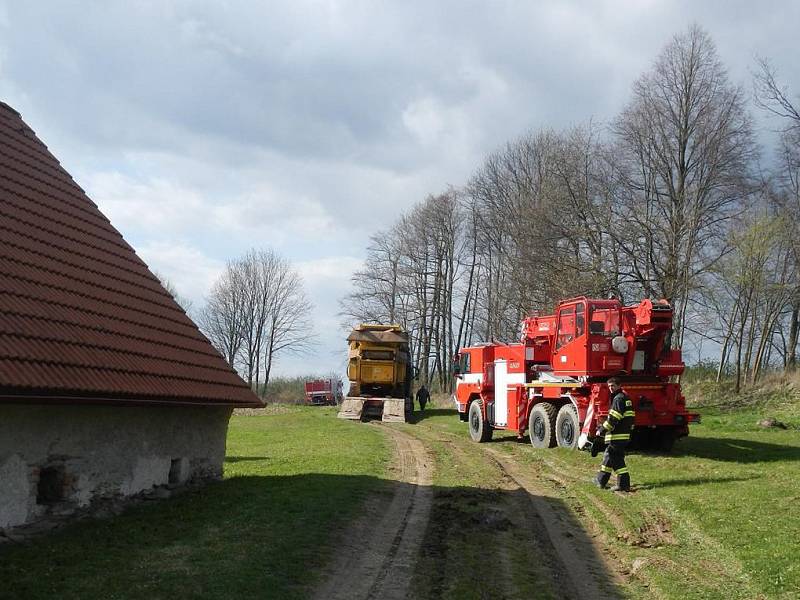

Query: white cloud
(84, 167), (344, 253)
(134, 240), (225, 308)
(293, 255), (364, 375)
(297, 256), (363, 283)
(87, 172), (208, 234)
(1, 0), (798, 378)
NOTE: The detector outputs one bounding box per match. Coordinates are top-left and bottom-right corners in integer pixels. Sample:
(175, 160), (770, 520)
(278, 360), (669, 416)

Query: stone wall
(0, 404), (233, 529)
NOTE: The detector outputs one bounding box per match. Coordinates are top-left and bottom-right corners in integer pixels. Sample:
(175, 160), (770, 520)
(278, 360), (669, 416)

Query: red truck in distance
(304, 379), (342, 406)
(452, 297), (699, 452)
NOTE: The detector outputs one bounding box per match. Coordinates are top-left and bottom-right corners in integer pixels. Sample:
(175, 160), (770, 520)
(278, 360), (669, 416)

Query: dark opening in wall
(168, 458), (182, 485)
(37, 466), (65, 504)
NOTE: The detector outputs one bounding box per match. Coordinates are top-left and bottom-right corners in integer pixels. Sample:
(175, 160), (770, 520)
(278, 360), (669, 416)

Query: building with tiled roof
(0, 101), (263, 530)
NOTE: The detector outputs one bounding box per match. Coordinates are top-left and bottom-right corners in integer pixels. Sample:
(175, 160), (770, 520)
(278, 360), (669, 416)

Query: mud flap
(381, 399), (407, 423)
(337, 397), (366, 420)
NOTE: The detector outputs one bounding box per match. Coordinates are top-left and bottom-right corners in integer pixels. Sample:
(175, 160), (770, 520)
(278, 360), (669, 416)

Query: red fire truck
(453, 297), (699, 452)
(304, 379), (342, 406)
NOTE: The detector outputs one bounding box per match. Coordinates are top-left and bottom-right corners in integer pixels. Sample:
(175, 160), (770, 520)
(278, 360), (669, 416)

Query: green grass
(3, 394), (799, 599)
(0, 406), (390, 600)
(433, 406), (800, 599)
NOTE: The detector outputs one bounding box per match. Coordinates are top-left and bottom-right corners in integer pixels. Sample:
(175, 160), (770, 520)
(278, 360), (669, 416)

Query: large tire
(555, 403), (580, 449)
(529, 402), (557, 448)
(468, 400), (493, 443)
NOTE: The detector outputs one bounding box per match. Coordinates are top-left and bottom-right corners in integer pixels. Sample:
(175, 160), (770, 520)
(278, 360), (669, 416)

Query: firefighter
(415, 385), (430, 412)
(594, 377), (635, 492)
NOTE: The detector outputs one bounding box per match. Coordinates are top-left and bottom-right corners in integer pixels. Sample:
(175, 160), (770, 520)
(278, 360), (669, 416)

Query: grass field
(418, 392), (800, 599)
(0, 406), (390, 600)
(1, 392), (798, 599)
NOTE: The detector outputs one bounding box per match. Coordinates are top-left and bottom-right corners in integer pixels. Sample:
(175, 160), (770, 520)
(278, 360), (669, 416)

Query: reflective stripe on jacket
(602, 390), (635, 444)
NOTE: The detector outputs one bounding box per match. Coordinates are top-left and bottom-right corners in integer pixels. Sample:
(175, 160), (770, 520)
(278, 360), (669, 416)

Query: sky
(0, 0), (797, 376)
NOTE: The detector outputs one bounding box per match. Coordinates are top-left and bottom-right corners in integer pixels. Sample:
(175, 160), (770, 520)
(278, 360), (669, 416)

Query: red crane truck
(453, 297), (699, 452)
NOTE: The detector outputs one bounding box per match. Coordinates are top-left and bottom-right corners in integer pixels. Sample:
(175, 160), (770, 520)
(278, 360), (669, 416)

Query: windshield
(362, 350), (394, 360)
(589, 304), (620, 337)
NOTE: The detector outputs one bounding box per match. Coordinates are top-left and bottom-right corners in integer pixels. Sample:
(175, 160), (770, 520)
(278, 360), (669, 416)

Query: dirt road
(313, 421), (622, 599)
(483, 446), (623, 599)
(312, 425), (434, 600)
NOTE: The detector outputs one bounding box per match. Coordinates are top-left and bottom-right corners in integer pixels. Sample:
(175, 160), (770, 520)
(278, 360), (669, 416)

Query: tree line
(340, 25), (800, 393)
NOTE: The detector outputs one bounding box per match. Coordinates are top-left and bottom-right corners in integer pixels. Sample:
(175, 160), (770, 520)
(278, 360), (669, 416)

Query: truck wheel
(529, 403), (556, 449)
(555, 404), (579, 449)
(468, 400), (493, 443)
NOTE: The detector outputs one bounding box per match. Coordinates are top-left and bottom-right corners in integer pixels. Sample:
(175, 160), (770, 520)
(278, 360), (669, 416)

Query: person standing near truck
(593, 377), (635, 492)
(415, 385), (430, 413)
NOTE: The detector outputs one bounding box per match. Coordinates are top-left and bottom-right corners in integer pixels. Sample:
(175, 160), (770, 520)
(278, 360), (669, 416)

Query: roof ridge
(0, 119), (83, 192)
(0, 101), (21, 117)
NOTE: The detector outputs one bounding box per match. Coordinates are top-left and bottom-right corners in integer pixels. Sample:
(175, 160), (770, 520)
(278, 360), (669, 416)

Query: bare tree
(611, 24), (756, 346)
(754, 57), (800, 369)
(261, 255), (314, 387)
(199, 249), (313, 392)
(754, 56), (800, 130)
(339, 25), (779, 387)
(197, 266), (247, 366)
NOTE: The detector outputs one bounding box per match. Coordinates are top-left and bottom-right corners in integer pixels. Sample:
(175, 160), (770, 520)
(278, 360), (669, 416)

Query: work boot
(611, 473), (631, 492)
(593, 473), (609, 489)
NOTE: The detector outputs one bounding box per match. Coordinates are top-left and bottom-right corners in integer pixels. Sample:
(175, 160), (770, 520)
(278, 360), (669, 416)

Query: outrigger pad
(337, 397), (366, 420)
(381, 399), (407, 423)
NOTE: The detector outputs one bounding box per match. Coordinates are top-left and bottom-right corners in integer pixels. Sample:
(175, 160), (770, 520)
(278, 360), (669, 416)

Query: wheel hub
(470, 412), (479, 431)
(532, 416), (544, 440)
(560, 419), (574, 444)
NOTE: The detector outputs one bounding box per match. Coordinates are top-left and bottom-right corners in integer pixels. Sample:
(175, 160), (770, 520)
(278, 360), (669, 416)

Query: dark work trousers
(596, 442), (630, 489)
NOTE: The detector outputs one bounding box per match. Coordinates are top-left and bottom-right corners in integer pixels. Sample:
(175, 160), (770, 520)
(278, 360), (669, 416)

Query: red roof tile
(0, 101), (262, 407)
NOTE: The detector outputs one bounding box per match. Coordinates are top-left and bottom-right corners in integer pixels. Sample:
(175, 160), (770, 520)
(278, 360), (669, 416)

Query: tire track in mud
(312, 425), (433, 600)
(483, 447), (624, 600)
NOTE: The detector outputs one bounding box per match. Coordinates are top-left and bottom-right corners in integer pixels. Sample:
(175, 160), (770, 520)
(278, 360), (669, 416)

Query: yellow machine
(337, 324), (413, 422)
